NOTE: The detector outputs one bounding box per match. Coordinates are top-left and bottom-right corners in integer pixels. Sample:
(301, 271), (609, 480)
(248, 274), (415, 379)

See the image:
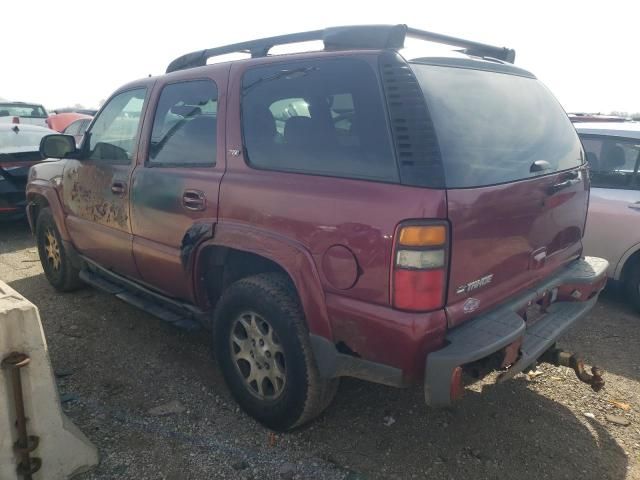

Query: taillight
(11, 116), (19, 124)
(392, 223), (448, 311)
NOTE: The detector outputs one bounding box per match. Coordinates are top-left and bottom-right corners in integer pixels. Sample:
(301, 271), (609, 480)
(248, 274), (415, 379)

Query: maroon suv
(27, 25), (608, 431)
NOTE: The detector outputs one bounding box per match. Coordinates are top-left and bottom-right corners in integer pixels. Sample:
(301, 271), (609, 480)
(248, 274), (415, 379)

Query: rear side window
(580, 135), (640, 189)
(241, 58), (398, 182)
(149, 80), (218, 166)
(63, 120), (82, 136)
(411, 64), (584, 188)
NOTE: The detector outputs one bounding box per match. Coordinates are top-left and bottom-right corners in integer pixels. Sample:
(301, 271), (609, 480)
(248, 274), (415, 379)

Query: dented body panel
(129, 64), (229, 303)
(62, 161), (138, 277)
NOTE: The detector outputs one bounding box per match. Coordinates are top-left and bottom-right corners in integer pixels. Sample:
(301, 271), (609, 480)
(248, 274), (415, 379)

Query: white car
(0, 102), (49, 127)
(577, 122), (640, 310)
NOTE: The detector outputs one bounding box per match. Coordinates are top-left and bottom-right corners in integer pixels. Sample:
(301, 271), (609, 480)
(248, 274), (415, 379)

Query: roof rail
(166, 24), (515, 73)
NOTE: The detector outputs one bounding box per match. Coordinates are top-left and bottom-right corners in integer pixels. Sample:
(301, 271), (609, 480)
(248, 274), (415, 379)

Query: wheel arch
(193, 223), (333, 340)
(618, 243), (640, 283)
(26, 182), (69, 240)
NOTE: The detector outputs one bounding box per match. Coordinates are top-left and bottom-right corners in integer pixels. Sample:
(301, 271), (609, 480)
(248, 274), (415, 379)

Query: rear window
(411, 64), (583, 188)
(241, 58), (398, 182)
(0, 103), (47, 119)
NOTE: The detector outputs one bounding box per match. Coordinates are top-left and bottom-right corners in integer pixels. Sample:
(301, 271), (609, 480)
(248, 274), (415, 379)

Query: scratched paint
(63, 161), (130, 230)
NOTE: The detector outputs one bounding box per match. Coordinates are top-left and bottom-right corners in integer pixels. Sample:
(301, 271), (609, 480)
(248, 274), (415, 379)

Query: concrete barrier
(0, 281), (98, 479)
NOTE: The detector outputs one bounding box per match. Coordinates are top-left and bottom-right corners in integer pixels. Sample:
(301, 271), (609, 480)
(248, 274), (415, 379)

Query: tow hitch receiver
(540, 348), (605, 392)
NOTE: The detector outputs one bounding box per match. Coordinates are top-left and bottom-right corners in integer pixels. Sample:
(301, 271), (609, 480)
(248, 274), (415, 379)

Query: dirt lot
(1, 220), (639, 480)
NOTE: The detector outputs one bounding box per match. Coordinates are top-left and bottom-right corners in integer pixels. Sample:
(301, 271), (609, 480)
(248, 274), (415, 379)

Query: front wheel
(213, 273), (338, 431)
(35, 207), (83, 292)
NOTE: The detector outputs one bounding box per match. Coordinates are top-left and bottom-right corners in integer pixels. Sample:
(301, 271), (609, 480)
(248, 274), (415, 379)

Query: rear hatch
(410, 60), (587, 327)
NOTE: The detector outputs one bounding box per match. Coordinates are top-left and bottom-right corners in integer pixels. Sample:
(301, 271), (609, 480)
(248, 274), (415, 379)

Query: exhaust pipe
(540, 348), (604, 392)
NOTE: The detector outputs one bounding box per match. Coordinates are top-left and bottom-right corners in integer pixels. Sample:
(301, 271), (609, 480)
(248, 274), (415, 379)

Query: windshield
(0, 127), (50, 152)
(0, 103), (48, 119)
(411, 64), (583, 188)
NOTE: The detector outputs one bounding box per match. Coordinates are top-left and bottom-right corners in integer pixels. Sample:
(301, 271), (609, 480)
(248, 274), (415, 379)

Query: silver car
(577, 122), (640, 310)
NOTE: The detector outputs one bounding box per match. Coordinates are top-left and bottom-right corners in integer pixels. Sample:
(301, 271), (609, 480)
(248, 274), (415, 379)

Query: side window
(149, 80), (218, 166)
(80, 119), (91, 133)
(87, 88), (146, 163)
(241, 58), (398, 182)
(63, 120), (81, 136)
(581, 135), (640, 189)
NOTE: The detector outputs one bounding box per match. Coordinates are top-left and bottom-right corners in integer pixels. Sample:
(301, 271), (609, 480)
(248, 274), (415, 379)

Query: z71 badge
(456, 274), (494, 295)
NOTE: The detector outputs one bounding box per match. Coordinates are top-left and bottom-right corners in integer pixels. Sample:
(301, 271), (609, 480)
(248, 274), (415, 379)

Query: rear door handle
(182, 189), (206, 211)
(111, 181), (126, 196)
(628, 202), (640, 211)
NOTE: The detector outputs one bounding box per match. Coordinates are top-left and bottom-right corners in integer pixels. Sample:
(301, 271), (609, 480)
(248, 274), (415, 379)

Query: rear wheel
(624, 260), (640, 312)
(36, 207), (83, 292)
(213, 272), (338, 431)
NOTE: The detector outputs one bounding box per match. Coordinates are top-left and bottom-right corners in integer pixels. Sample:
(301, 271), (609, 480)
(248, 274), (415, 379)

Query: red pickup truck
(27, 25), (607, 431)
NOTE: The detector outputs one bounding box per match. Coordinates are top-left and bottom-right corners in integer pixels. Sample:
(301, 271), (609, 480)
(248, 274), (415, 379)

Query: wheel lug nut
(259, 339), (264, 346)
(266, 351), (271, 358)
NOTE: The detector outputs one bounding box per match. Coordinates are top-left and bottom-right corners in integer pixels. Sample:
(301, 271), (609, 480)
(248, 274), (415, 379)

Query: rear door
(130, 74), (226, 302)
(411, 63), (587, 326)
(580, 134), (640, 277)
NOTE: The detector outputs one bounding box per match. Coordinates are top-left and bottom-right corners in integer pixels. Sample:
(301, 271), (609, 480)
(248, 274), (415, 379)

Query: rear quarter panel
(219, 55), (448, 363)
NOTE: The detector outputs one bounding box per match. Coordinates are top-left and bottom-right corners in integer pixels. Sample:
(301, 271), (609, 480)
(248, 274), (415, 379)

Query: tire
(35, 207), (83, 292)
(624, 260), (640, 312)
(213, 272), (338, 431)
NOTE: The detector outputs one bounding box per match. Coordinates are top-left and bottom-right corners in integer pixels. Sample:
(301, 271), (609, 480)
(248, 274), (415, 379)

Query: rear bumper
(424, 256), (608, 407)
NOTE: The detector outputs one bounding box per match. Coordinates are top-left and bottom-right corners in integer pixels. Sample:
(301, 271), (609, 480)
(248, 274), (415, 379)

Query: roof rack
(166, 24), (515, 73)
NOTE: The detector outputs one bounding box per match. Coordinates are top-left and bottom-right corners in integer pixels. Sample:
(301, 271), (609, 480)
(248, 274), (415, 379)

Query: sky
(2, 0), (638, 114)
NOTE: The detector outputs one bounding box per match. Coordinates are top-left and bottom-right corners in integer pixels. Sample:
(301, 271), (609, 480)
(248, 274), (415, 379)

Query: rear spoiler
(166, 24), (516, 73)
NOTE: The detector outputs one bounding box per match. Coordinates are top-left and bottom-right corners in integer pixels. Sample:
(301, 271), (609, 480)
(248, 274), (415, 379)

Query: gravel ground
(1, 219), (639, 480)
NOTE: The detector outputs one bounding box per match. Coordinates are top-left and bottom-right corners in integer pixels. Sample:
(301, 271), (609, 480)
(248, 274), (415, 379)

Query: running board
(79, 266), (205, 331)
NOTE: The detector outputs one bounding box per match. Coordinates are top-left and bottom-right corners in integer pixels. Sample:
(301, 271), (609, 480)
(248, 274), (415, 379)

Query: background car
(0, 101), (49, 127)
(0, 124), (54, 219)
(569, 113), (630, 123)
(46, 112), (92, 133)
(577, 122), (640, 310)
(52, 107), (98, 116)
(62, 117), (92, 145)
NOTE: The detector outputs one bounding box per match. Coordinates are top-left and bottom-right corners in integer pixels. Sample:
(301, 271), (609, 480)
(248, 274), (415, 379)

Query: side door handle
(111, 181), (127, 196)
(182, 189), (206, 211)
(547, 171), (582, 195)
(629, 202), (640, 211)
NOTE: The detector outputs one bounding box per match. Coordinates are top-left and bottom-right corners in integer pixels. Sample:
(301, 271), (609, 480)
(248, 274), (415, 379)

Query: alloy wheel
(44, 228), (61, 271)
(229, 311), (286, 400)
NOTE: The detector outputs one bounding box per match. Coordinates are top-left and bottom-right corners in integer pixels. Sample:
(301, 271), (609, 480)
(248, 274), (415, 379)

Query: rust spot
(66, 165), (128, 229)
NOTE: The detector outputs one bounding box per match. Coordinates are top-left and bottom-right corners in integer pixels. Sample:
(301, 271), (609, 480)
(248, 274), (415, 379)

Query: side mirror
(40, 134), (78, 159)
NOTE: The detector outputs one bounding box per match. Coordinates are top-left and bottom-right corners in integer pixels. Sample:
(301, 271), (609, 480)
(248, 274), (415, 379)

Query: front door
(62, 87), (149, 278)
(130, 75), (226, 302)
(581, 134), (640, 277)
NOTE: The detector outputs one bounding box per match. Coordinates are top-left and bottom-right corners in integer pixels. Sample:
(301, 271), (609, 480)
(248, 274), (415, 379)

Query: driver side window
(87, 88), (147, 163)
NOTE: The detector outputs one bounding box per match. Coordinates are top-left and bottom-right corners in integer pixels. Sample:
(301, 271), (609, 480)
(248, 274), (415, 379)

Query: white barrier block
(0, 281), (98, 479)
